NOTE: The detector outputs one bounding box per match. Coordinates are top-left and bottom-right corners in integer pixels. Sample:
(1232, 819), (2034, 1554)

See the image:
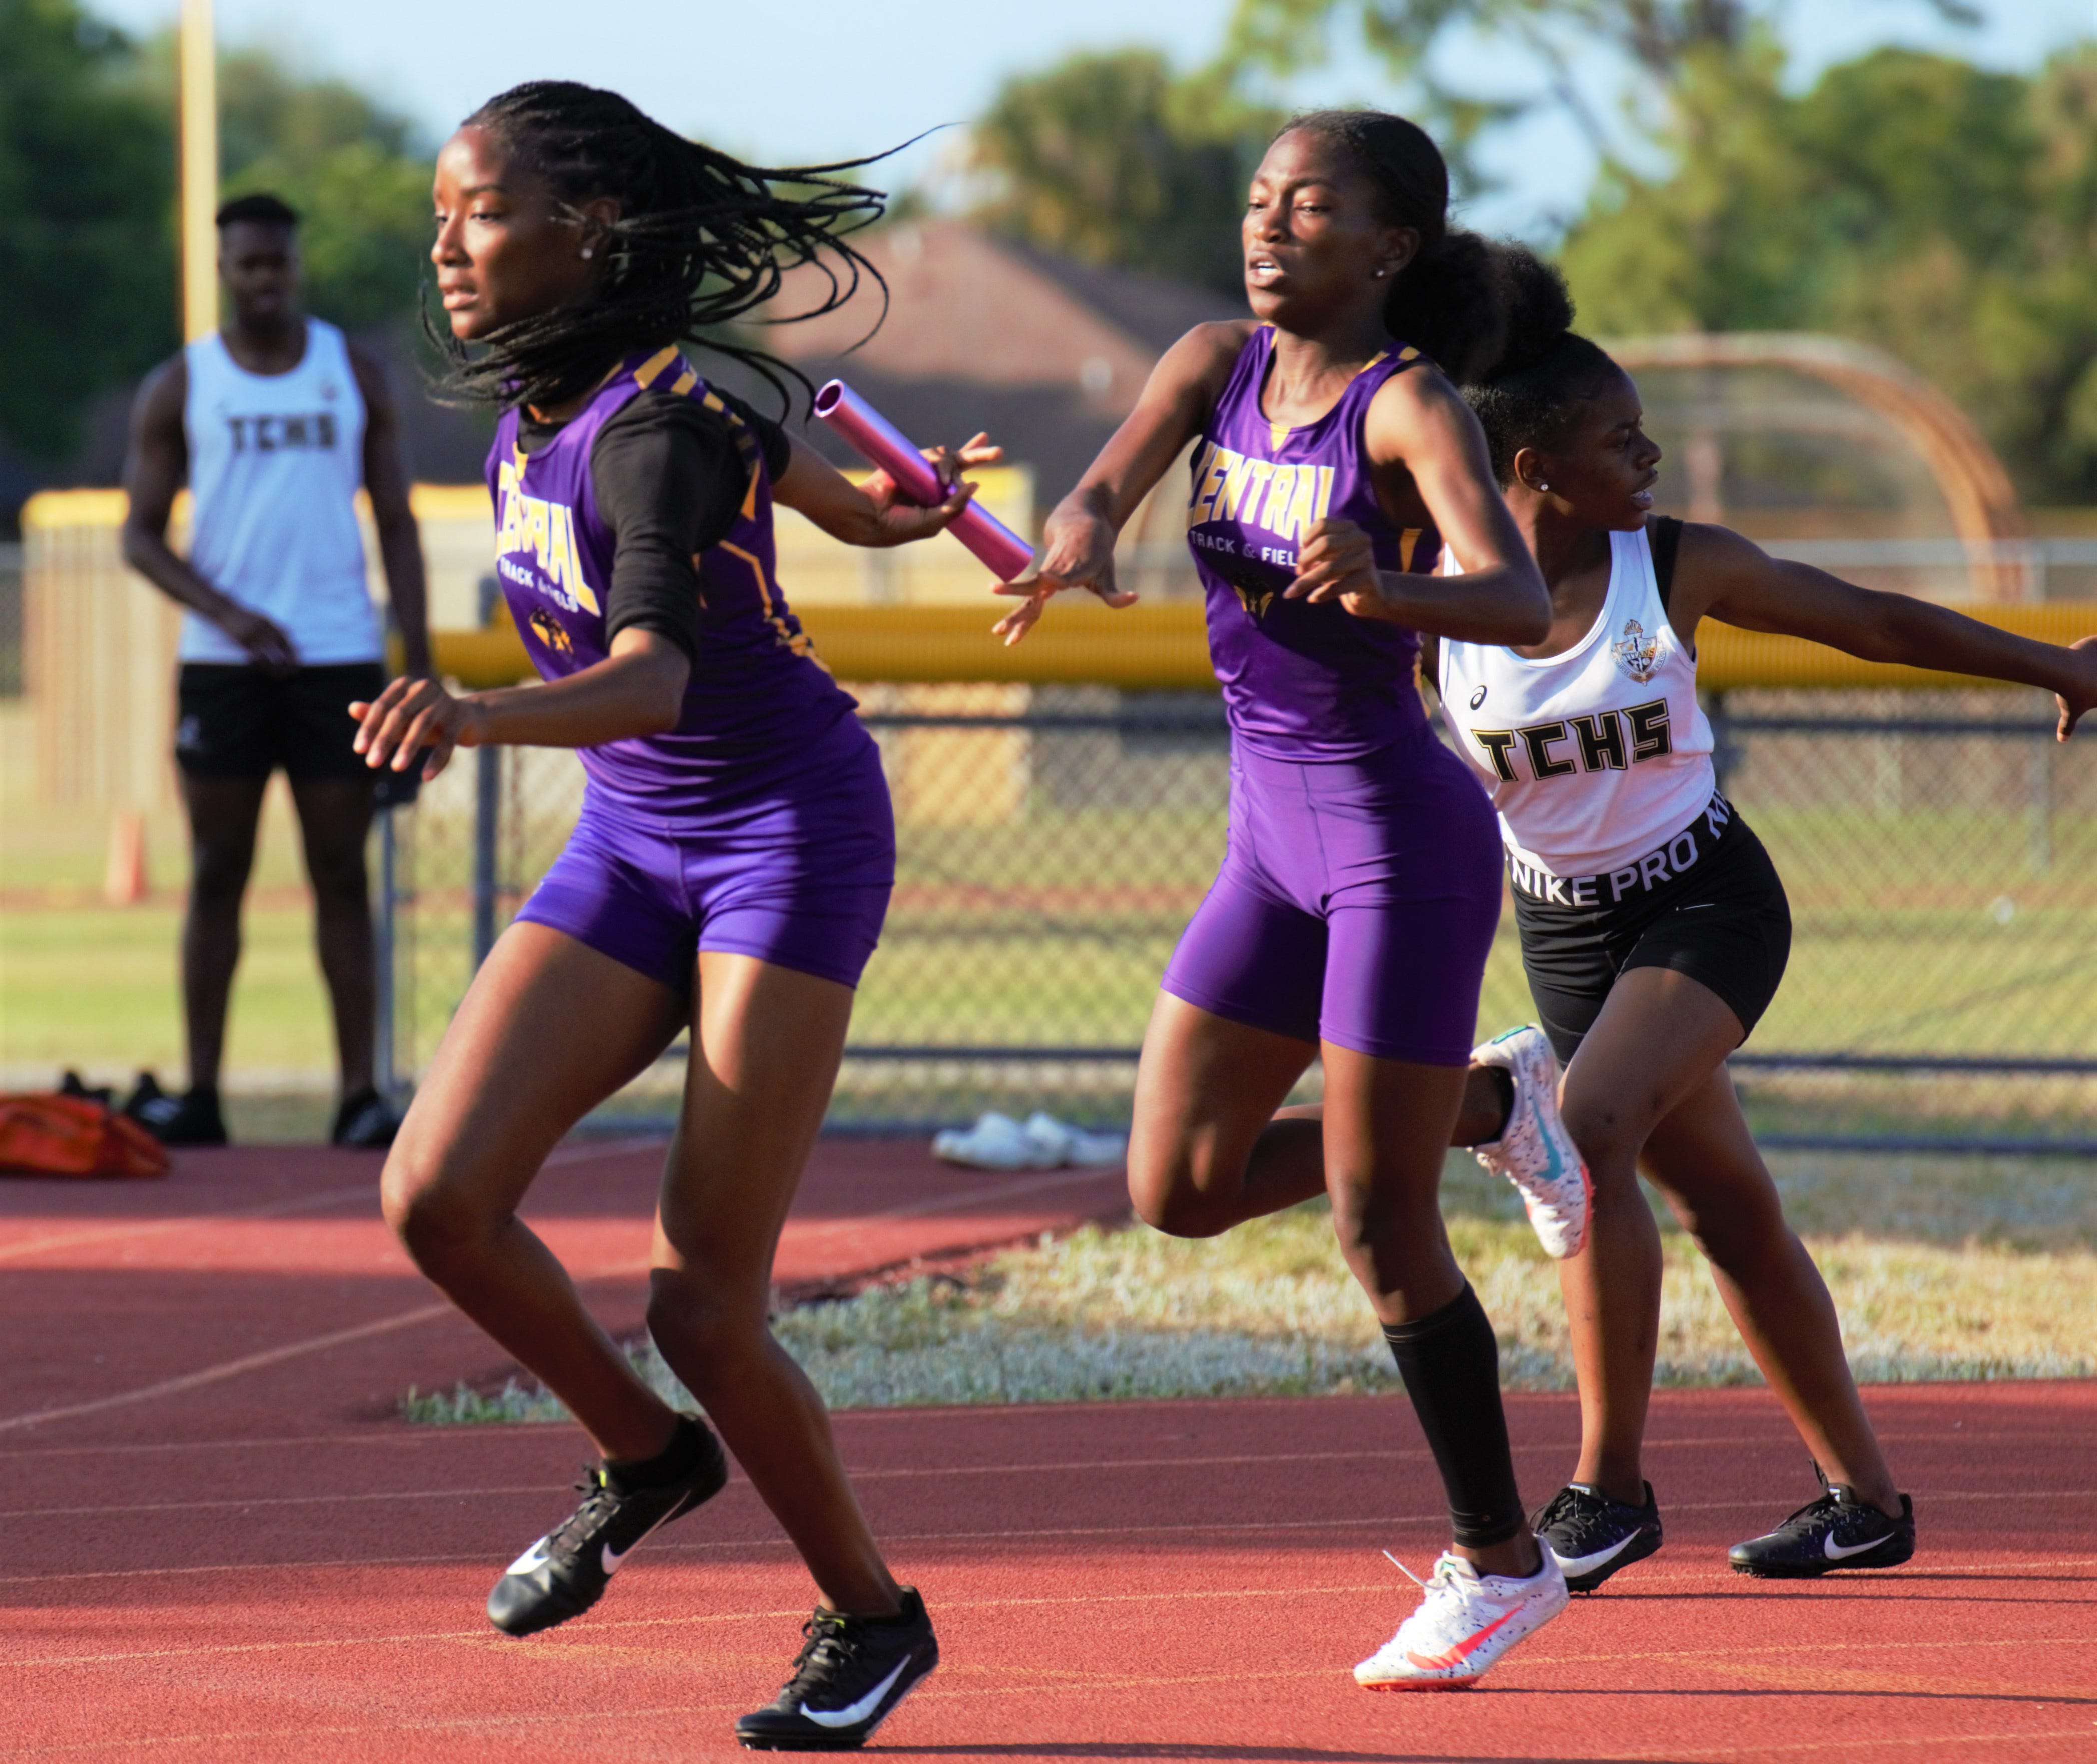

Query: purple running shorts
(1161, 726), (1503, 1066)
(514, 724), (895, 993)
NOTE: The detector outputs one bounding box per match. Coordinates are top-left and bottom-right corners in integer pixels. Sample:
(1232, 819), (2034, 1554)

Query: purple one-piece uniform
(1159, 327), (1501, 1064)
(493, 349), (894, 992)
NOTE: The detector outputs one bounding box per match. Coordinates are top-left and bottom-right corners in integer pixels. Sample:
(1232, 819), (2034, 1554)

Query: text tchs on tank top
(179, 318), (378, 666)
(1440, 524), (1716, 880)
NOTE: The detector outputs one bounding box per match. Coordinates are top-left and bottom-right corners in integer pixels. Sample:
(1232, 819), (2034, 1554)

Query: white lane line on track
(3, 1585), (2089, 1677)
(787, 1165), (1126, 1236)
(0, 1166), (1115, 1438)
(0, 1183), (380, 1265)
(12, 1481), (2096, 1534)
(0, 1422), (2073, 1463)
(11, 1545), (2092, 1594)
(0, 1302), (462, 1436)
(0, 1136), (663, 1270)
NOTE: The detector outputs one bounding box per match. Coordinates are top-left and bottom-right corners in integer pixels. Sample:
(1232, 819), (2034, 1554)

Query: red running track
(2, 1143), (2093, 1761)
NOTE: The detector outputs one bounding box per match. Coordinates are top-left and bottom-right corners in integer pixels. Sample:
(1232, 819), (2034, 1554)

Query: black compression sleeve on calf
(1381, 1284), (1527, 1548)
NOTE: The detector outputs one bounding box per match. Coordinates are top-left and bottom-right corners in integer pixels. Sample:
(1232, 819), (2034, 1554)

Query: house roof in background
(763, 221), (1242, 419)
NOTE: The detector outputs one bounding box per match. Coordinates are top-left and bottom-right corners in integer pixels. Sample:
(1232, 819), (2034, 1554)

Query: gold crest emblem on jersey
(1235, 582), (1275, 621)
(529, 607), (575, 659)
(1611, 618), (1660, 684)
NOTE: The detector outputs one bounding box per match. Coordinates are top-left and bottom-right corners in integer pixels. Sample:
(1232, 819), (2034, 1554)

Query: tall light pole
(178, 0), (218, 342)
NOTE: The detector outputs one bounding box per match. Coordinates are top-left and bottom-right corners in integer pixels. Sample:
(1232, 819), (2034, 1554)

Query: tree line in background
(3, 0), (2094, 506)
(2, 0), (430, 475)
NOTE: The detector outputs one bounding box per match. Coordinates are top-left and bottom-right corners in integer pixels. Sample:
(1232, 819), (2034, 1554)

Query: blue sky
(95, 0), (2095, 237)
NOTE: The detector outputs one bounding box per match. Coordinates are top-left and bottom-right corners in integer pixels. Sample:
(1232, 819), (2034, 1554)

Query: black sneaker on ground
(120, 1071), (166, 1122)
(736, 1587), (938, 1752)
(61, 1070), (115, 1108)
(1532, 1480), (1664, 1592)
(331, 1087), (400, 1149)
(1730, 1470), (1914, 1578)
(128, 1084), (227, 1147)
(487, 1415), (729, 1636)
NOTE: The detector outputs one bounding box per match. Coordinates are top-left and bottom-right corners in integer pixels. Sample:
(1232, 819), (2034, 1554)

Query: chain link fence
(376, 681), (2097, 1150)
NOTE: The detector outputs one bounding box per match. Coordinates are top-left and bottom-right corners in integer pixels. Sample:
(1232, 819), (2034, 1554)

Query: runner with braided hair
(364, 82), (984, 1749)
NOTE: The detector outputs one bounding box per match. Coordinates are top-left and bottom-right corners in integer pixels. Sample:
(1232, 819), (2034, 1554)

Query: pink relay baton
(812, 379), (1034, 581)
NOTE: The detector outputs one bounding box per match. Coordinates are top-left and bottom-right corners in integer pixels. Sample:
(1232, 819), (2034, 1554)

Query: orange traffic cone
(103, 810), (149, 906)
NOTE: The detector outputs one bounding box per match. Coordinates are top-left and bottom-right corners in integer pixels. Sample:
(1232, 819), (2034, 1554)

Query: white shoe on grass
(1020, 1112), (1127, 1169)
(932, 1111), (1128, 1172)
(1354, 1547), (1569, 1691)
(1469, 1025), (1591, 1259)
(931, 1113), (1056, 1171)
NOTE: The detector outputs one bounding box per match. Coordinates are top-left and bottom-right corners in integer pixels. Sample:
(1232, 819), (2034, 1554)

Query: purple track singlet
(493, 349), (894, 992)
(1161, 328), (1501, 1063)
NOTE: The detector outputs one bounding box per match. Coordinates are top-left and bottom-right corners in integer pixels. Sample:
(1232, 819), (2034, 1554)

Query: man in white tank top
(119, 192), (431, 1148)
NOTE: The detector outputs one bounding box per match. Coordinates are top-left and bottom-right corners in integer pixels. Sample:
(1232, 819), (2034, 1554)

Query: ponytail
(426, 80), (891, 415)
(1457, 245), (1620, 485)
(1282, 109), (1509, 381)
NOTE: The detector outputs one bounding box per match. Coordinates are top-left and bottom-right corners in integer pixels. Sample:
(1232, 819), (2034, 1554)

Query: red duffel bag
(0, 1095), (170, 1178)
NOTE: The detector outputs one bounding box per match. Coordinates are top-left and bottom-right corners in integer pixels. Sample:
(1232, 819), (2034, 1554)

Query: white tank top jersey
(1439, 524), (1717, 885)
(179, 318), (380, 666)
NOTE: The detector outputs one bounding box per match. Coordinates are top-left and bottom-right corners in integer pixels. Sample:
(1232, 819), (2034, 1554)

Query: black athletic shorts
(1511, 792), (1792, 1064)
(174, 662), (386, 784)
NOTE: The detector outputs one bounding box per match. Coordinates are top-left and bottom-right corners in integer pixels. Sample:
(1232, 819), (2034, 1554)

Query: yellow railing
(21, 481), (2097, 813)
(429, 599), (2097, 693)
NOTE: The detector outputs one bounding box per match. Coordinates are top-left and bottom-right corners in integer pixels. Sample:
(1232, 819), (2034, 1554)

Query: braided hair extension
(1281, 110), (1510, 384)
(426, 81), (893, 414)
(1457, 247), (1621, 486)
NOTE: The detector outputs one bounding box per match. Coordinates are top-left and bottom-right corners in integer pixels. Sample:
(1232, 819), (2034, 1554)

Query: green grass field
(9, 769), (2095, 1139)
(404, 1146), (2097, 1422)
(1, 793), (345, 1096)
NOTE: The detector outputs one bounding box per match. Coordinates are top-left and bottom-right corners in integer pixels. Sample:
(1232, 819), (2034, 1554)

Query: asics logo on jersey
(1470, 699), (1673, 783)
(1469, 685), (1488, 710)
(1611, 618), (1662, 683)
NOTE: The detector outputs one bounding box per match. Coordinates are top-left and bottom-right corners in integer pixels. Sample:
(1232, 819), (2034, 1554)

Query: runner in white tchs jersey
(121, 192), (431, 1150)
(1440, 524), (1718, 901)
(179, 313), (377, 667)
(1415, 245), (2097, 1595)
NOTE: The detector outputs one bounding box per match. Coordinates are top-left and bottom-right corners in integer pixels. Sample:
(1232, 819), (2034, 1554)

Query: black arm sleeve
(587, 390), (792, 665)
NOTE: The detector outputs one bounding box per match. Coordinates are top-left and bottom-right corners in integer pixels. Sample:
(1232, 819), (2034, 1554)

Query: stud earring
(581, 247), (594, 260)
(1537, 481), (1551, 493)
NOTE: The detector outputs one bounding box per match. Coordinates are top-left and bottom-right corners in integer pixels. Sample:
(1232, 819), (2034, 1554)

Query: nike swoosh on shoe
(802, 1657), (911, 1728)
(1552, 1529), (1649, 1579)
(1404, 1605), (1521, 1671)
(601, 1490), (697, 1577)
(1823, 1531), (1892, 1561)
(506, 1538), (552, 1575)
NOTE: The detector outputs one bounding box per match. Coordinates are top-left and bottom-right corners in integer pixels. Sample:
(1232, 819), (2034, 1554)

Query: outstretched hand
(990, 508), (1139, 646)
(2056, 634), (2097, 741)
(858, 432), (1003, 545)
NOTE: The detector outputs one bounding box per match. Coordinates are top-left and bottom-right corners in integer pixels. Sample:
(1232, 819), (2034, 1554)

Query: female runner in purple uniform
(1432, 252), (2097, 1590)
(352, 83), (981, 1750)
(996, 111), (1570, 1689)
